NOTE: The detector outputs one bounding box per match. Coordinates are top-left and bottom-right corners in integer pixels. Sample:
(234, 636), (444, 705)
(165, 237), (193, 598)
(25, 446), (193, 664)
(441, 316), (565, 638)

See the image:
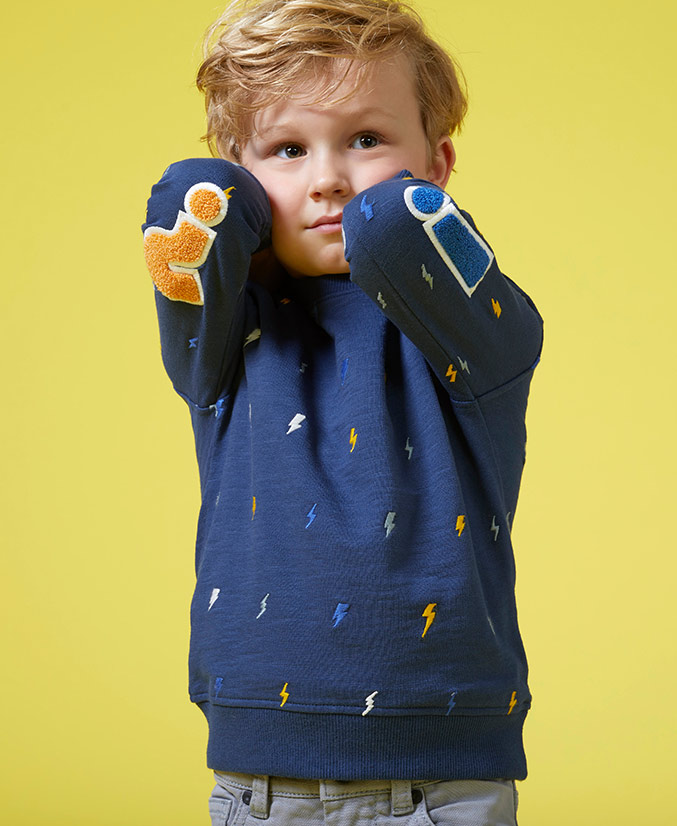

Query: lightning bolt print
(384, 511), (396, 537)
(455, 515), (466, 537)
(377, 291), (387, 309)
(405, 438), (413, 460)
(492, 298), (502, 318)
(349, 428), (358, 453)
(280, 683), (290, 708)
(306, 504), (317, 528)
(362, 691), (378, 716)
(421, 264), (434, 289)
(446, 692), (457, 715)
(252, 496), (256, 519)
(421, 603), (437, 638)
(287, 413), (306, 434)
(508, 691), (517, 715)
(208, 588), (220, 611)
(446, 363), (457, 383)
(360, 195), (374, 221)
(491, 515), (500, 542)
(244, 328), (261, 347)
(256, 594), (270, 619)
(332, 603), (350, 627)
(341, 357), (349, 386)
(458, 357), (470, 374)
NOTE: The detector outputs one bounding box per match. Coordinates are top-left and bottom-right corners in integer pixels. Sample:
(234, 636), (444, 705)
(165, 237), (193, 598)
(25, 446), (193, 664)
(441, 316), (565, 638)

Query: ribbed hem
(198, 703), (528, 781)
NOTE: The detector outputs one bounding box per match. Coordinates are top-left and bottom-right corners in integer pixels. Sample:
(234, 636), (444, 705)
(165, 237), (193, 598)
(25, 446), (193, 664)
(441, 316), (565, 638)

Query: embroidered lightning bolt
(287, 414), (306, 434)
(508, 691), (517, 715)
(422, 603), (437, 638)
(384, 512), (396, 537)
(332, 603), (350, 627)
(362, 691), (378, 716)
(208, 588), (220, 611)
(349, 428), (358, 453)
(280, 683), (290, 707)
(306, 504), (317, 528)
(256, 594), (269, 619)
(456, 515), (466, 537)
(405, 438), (413, 460)
(491, 516), (500, 542)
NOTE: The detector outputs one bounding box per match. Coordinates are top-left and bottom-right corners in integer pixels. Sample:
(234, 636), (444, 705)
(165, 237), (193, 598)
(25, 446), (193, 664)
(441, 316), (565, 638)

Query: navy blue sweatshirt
(142, 158), (543, 781)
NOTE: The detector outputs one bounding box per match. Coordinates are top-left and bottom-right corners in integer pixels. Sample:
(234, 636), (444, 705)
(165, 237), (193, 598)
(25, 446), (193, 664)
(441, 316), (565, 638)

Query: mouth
(308, 213), (343, 233)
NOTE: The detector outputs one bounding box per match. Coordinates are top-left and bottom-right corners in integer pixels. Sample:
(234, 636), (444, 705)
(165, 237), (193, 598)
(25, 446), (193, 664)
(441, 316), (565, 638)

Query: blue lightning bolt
(306, 504), (317, 528)
(341, 357), (349, 386)
(384, 511), (396, 537)
(446, 691), (457, 715)
(332, 603), (350, 627)
(360, 195), (374, 221)
(210, 398), (226, 418)
(214, 677), (223, 697)
(188, 337), (198, 349)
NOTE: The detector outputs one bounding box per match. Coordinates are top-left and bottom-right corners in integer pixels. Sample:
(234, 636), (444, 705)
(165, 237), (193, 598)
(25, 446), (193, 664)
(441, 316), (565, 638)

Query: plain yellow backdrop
(2, 0), (675, 823)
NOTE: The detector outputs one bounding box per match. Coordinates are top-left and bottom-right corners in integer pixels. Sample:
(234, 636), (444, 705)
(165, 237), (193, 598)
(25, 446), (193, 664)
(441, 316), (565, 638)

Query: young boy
(142, 1), (543, 823)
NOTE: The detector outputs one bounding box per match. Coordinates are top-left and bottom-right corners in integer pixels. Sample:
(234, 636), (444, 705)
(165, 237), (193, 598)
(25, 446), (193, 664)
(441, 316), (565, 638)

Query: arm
(142, 158), (271, 408)
(343, 173), (543, 400)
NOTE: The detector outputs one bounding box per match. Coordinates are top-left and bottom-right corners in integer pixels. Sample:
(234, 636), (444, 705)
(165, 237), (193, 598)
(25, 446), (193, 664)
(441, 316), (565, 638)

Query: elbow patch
(143, 182), (233, 305)
(404, 185), (494, 297)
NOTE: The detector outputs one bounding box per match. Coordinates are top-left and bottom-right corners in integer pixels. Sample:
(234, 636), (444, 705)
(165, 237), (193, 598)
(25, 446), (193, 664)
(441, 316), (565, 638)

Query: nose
(308, 151), (350, 200)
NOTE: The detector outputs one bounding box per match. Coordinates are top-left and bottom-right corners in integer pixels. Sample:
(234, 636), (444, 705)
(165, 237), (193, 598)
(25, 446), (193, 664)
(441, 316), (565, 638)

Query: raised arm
(142, 158), (271, 408)
(343, 173), (543, 400)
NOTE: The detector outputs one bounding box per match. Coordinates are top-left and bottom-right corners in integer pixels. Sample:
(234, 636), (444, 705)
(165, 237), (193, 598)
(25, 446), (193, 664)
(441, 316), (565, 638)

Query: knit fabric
(142, 158), (543, 781)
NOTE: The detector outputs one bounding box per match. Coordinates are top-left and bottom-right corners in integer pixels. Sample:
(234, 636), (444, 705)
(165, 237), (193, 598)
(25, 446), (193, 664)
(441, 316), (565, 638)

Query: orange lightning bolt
(491, 298), (502, 318)
(456, 515), (466, 537)
(349, 428), (357, 453)
(280, 682), (289, 707)
(421, 603), (437, 638)
(508, 691), (517, 715)
(446, 363), (457, 383)
(252, 496), (256, 519)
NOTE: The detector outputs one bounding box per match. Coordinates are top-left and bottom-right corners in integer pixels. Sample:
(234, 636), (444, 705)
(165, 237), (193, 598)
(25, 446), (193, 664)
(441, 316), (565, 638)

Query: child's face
(240, 55), (455, 278)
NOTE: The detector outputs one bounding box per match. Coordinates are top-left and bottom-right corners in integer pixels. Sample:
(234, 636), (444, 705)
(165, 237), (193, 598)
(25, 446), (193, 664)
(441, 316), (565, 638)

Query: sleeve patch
(404, 186), (494, 297)
(143, 182), (232, 305)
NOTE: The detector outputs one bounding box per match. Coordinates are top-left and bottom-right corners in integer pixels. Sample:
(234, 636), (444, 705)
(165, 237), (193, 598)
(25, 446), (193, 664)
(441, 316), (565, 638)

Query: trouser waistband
(215, 772), (436, 819)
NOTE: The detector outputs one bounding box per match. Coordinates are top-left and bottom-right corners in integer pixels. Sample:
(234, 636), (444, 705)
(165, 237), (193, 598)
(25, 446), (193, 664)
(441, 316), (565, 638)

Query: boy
(142, 1), (543, 823)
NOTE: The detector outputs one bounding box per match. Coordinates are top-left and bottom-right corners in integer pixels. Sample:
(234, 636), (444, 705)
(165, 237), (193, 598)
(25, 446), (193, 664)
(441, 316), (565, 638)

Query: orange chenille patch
(188, 188), (223, 224)
(143, 221), (211, 305)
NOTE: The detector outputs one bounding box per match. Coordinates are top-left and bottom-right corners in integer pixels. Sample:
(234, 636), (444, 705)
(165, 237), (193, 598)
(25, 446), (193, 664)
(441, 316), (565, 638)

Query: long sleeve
(142, 158), (272, 408)
(343, 172), (543, 400)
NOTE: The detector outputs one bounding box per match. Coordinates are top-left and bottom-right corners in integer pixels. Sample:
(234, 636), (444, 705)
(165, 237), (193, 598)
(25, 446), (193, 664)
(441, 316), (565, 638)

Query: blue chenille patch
(432, 213), (491, 290)
(411, 186), (446, 215)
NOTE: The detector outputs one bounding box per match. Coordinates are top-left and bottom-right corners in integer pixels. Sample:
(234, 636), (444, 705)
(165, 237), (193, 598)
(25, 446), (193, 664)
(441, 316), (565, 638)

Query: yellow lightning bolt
(421, 603), (437, 638)
(508, 691), (517, 715)
(224, 186), (236, 199)
(349, 428), (357, 453)
(252, 496), (256, 519)
(280, 682), (289, 707)
(446, 363), (457, 383)
(456, 515), (466, 537)
(280, 297), (291, 305)
(491, 298), (502, 318)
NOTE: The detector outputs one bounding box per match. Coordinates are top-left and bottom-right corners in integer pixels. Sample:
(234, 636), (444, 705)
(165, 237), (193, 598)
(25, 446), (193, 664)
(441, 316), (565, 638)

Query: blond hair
(196, 0), (468, 161)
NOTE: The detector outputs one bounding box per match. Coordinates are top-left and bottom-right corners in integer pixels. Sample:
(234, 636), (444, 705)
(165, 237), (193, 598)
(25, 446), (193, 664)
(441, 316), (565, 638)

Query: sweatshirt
(142, 157), (543, 781)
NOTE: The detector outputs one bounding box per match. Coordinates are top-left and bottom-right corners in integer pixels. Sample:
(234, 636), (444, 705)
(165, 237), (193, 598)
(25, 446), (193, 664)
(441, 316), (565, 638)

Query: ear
(427, 136), (456, 188)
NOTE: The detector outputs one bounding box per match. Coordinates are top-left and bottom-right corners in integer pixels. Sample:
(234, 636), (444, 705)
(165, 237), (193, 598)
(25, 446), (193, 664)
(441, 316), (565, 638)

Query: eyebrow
(254, 106), (398, 139)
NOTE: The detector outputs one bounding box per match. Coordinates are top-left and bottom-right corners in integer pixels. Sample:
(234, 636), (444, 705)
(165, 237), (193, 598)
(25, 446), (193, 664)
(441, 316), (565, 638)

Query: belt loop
(249, 775), (270, 819)
(391, 780), (415, 816)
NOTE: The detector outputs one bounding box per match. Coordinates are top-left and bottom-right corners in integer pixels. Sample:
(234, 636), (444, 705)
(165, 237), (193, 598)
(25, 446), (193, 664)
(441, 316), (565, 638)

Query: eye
(351, 133), (381, 150)
(274, 143), (305, 159)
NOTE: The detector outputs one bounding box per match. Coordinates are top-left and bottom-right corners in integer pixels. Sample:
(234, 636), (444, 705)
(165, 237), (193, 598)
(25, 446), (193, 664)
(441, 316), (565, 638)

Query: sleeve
(342, 172), (543, 400)
(142, 157), (272, 408)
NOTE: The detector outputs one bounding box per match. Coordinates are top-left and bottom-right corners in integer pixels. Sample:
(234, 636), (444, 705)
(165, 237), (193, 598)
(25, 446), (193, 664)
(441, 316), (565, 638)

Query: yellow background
(2, 0), (675, 822)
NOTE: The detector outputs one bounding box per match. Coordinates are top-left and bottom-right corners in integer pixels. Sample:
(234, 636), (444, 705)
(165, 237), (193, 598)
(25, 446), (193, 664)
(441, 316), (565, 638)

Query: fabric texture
(142, 158), (543, 781)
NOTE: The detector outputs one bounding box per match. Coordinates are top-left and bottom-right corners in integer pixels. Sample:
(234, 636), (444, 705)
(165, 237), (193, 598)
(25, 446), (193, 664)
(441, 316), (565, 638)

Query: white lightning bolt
(300, 362), (307, 373)
(286, 413), (306, 434)
(362, 691), (378, 716)
(244, 328), (261, 347)
(256, 593), (270, 619)
(405, 438), (413, 460)
(458, 357), (470, 374)
(377, 291), (387, 309)
(491, 515), (500, 542)
(208, 588), (220, 611)
(384, 511), (396, 537)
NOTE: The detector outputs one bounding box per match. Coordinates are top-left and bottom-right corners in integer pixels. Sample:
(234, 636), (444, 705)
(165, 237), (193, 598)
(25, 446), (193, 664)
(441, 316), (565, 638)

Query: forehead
(250, 54), (420, 136)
